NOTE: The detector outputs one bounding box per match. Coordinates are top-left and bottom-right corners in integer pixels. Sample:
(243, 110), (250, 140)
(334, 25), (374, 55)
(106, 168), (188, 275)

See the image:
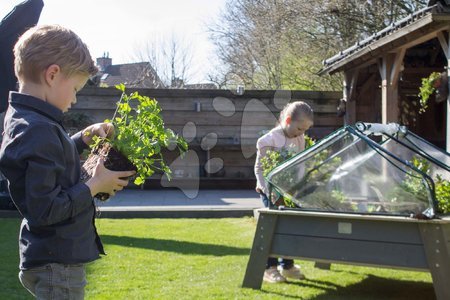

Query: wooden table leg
(242, 212), (278, 289)
(419, 223), (450, 300)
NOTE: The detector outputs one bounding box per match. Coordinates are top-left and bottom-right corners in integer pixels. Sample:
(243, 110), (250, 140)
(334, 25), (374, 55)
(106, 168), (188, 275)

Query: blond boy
(0, 25), (135, 299)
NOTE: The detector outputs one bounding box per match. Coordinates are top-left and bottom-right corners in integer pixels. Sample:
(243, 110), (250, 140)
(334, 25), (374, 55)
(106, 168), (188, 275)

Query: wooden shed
(319, 0), (450, 151)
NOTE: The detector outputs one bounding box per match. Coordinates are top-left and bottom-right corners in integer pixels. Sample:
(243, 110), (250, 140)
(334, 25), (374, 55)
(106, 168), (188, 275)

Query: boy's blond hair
(279, 101), (313, 123)
(14, 24), (98, 85)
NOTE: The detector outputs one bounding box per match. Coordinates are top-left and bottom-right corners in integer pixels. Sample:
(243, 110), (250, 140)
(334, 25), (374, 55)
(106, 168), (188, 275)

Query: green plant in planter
(262, 149), (297, 207)
(435, 174), (450, 214)
(418, 72), (441, 114)
(82, 84), (188, 199)
(261, 135), (316, 207)
(388, 156), (450, 214)
(300, 190), (355, 212)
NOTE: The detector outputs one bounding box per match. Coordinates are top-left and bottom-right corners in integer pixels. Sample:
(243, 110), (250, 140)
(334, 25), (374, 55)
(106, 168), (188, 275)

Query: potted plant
(418, 71), (447, 113)
(81, 84), (188, 200)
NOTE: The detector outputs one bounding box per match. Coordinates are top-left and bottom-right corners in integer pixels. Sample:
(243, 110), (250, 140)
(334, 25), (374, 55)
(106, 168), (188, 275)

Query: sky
(0, 0), (226, 83)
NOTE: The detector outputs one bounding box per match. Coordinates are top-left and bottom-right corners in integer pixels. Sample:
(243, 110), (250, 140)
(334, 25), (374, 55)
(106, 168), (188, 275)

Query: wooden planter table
(243, 208), (450, 300)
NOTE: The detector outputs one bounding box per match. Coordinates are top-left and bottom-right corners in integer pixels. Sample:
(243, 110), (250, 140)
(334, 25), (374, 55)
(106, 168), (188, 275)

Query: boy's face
(284, 118), (313, 138)
(46, 66), (88, 112)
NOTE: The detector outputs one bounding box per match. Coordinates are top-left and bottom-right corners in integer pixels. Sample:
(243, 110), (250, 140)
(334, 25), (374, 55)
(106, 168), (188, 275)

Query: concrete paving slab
(95, 188), (263, 218)
(0, 189), (264, 219)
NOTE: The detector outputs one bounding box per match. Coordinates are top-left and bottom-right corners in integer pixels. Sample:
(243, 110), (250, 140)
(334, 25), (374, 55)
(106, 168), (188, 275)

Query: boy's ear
(44, 64), (61, 86)
(285, 116), (291, 125)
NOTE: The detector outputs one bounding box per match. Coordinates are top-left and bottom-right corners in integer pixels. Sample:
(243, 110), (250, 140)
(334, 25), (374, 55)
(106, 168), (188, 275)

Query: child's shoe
(263, 266), (286, 283)
(279, 265), (305, 280)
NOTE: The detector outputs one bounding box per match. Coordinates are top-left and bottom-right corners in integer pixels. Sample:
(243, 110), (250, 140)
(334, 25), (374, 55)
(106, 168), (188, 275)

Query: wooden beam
(378, 58), (387, 124)
(242, 212), (278, 289)
(437, 31), (449, 60)
(379, 54), (399, 124)
(392, 24), (450, 53)
(435, 30), (450, 151)
(343, 70), (359, 125)
(324, 15), (435, 75)
(444, 31), (450, 152)
(327, 20), (450, 75)
(390, 48), (406, 89)
(448, 81), (450, 152)
(348, 70), (359, 102)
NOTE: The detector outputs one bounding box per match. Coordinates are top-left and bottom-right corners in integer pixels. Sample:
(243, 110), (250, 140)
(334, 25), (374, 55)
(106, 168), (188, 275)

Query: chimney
(96, 52), (112, 72)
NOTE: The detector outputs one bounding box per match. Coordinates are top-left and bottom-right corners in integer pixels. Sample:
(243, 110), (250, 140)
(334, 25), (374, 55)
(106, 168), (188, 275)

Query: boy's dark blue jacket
(0, 92), (104, 270)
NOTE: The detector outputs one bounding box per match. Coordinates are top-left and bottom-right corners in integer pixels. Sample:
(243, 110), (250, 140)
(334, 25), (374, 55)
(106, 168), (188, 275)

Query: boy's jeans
(259, 192), (294, 269)
(19, 263), (86, 300)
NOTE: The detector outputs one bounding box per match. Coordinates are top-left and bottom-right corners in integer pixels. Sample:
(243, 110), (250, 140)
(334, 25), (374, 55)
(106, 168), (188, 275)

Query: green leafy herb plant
(82, 84), (188, 200)
(388, 156), (450, 215)
(261, 148), (297, 207)
(260, 135), (316, 207)
(299, 190), (355, 212)
(435, 174), (450, 214)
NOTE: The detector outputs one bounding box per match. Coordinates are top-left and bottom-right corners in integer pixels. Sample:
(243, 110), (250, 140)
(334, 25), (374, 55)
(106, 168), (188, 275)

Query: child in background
(0, 24), (136, 299)
(254, 101), (314, 283)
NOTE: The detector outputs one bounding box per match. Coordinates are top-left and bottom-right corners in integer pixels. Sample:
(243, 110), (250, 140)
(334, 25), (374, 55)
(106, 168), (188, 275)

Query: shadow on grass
(261, 275), (435, 300)
(101, 234), (250, 256)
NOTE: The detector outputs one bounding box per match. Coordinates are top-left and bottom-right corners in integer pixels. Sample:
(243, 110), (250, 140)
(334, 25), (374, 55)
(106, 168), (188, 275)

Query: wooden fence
(73, 87), (343, 188)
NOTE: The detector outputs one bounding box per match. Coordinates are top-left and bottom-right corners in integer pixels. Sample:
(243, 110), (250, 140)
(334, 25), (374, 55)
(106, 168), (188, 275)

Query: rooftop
(319, 1), (450, 75)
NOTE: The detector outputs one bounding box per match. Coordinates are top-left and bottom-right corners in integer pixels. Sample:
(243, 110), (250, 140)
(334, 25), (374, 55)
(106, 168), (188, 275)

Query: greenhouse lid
(266, 123), (450, 219)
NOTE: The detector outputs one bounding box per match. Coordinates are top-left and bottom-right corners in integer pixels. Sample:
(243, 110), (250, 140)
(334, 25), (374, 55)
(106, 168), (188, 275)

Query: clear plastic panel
(267, 128), (435, 216)
(391, 132), (450, 181)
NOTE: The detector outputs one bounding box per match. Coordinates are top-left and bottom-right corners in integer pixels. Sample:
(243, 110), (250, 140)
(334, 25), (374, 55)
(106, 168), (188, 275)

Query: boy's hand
(85, 158), (136, 197)
(81, 123), (115, 145)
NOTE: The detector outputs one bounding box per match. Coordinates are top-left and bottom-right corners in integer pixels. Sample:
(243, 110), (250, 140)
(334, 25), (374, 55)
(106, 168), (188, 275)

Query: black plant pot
(81, 142), (137, 201)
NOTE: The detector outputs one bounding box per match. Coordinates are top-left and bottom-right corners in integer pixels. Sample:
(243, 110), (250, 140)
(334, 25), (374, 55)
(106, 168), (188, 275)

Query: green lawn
(0, 217), (435, 299)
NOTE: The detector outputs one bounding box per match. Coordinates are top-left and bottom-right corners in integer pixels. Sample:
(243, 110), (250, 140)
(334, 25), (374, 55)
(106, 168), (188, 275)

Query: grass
(0, 217), (435, 299)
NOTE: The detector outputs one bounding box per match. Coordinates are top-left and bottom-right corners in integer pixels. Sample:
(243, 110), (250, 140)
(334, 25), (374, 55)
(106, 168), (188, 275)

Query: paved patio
(0, 188), (263, 218)
(95, 188), (263, 218)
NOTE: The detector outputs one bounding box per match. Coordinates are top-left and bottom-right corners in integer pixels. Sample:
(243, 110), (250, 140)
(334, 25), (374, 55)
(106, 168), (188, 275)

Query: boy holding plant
(0, 24), (135, 299)
(254, 101), (313, 283)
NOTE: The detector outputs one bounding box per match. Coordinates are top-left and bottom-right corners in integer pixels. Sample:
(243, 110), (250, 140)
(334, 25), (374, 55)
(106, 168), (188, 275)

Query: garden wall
(73, 87), (343, 189)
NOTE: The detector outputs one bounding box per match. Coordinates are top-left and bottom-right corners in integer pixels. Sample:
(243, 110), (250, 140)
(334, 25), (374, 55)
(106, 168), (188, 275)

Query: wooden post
(378, 49), (405, 124)
(242, 211), (278, 289)
(437, 31), (450, 152)
(419, 223), (450, 300)
(378, 50), (404, 180)
(343, 74), (349, 125)
(447, 57), (450, 152)
(343, 70), (359, 125)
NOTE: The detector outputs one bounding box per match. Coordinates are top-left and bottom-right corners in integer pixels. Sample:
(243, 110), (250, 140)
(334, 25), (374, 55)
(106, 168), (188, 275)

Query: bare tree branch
(208, 0), (427, 90)
(132, 34), (197, 88)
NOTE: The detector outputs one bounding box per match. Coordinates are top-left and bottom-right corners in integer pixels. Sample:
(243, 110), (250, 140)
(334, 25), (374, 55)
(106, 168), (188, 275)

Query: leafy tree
(209, 0), (428, 90)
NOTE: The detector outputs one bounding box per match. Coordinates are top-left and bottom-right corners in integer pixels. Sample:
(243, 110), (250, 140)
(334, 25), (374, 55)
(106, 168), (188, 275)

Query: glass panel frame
(266, 124), (449, 219)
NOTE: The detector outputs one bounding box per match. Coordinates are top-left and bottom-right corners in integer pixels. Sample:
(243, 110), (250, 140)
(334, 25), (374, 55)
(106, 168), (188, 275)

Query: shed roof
(319, 2), (450, 75)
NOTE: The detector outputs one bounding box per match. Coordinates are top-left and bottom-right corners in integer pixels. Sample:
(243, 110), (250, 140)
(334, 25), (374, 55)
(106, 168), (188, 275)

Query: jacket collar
(9, 91), (64, 123)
